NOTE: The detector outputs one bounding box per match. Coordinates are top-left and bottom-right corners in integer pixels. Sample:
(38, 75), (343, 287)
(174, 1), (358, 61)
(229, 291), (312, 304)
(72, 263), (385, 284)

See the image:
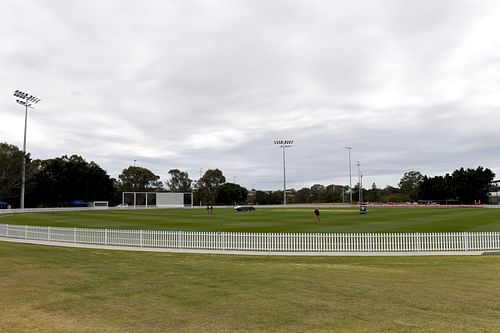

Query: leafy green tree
(255, 191), (273, 205)
(29, 155), (115, 207)
(0, 143), (38, 206)
(118, 166), (163, 192)
(0, 143), (23, 201)
(418, 167), (494, 204)
(166, 169), (192, 192)
(399, 171), (424, 201)
(450, 167), (494, 204)
(363, 183), (380, 203)
(379, 186), (406, 203)
(418, 174), (453, 202)
(197, 169), (226, 204)
(295, 187), (311, 203)
(270, 190), (285, 204)
(216, 183), (248, 205)
(255, 190), (286, 204)
(310, 184), (326, 203)
(325, 184), (344, 203)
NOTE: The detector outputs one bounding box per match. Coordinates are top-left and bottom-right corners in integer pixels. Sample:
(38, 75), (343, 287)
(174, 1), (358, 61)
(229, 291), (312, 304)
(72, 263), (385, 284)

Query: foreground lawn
(2, 207), (500, 233)
(1, 241), (499, 332)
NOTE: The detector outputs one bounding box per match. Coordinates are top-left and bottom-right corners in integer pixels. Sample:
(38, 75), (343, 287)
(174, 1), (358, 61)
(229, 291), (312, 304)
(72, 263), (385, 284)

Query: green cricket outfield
(1, 206), (500, 233)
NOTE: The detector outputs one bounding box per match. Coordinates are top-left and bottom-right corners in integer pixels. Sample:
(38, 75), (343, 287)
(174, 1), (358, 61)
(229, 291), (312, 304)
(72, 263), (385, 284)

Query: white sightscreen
(156, 193), (185, 207)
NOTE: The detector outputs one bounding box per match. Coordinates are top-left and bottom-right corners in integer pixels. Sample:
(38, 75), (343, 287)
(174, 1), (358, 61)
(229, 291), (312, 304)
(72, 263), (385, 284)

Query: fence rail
(1, 224), (500, 254)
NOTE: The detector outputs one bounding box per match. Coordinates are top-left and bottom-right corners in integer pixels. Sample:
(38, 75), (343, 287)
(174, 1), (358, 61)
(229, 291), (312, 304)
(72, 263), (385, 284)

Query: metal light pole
(360, 173), (363, 204)
(345, 147), (352, 204)
(14, 90), (40, 209)
(356, 161), (363, 204)
(274, 140), (293, 205)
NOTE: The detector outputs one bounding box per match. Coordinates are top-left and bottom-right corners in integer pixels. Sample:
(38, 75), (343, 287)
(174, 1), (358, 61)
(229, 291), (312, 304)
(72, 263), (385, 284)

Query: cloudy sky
(1, 0), (500, 191)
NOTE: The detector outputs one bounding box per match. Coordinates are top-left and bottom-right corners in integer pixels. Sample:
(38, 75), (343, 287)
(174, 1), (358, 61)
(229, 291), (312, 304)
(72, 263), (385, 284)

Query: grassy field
(1, 207), (500, 233)
(1, 241), (500, 332)
(2, 207), (500, 332)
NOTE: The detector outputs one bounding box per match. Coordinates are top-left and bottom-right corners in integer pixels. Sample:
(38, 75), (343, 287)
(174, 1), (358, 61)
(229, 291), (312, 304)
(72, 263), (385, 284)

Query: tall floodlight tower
(360, 173), (363, 204)
(345, 147), (353, 204)
(274, 140), (293, 205)
(356, 161), (363, 204)
(14, 90), (41, 209)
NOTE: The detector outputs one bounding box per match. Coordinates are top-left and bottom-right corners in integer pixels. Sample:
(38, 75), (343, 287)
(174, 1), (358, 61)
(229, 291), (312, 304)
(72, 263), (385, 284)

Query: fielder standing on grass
(314, 208), (320, 223)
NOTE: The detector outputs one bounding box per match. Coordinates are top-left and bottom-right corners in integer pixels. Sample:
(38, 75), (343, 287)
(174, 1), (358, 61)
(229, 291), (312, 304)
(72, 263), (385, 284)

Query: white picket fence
(1, 224), (500, 253)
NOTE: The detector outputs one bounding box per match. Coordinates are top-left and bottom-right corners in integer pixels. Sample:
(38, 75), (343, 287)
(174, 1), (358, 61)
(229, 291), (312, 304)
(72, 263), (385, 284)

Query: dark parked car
(234, 205), (255, 211)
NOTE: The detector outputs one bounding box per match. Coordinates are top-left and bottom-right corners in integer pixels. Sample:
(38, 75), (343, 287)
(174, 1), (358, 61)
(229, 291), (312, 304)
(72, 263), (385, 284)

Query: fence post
(25, 225), (28, 240)
(140, 230), (143, 247)
(74, 228), (77, 243)
(105, 229), (108, 246)
(48, 226), (51, 241)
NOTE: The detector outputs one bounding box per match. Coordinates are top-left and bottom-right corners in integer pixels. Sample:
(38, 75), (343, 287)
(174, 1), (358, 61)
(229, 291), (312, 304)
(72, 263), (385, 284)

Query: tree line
(0, 142), (248, 207)
(402, 168), (495, 204)
(0, 142), (495, 208)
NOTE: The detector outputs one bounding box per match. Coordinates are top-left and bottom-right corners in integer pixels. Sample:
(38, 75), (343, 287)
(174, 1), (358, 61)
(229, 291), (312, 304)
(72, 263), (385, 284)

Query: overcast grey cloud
(1, 0), (499, 191)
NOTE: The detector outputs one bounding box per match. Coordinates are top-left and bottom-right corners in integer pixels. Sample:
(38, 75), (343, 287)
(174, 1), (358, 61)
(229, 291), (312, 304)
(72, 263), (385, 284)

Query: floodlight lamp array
(14, 90), (41, 104)
(274, 140), (294, 147)
(16, 100), (31, 107)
